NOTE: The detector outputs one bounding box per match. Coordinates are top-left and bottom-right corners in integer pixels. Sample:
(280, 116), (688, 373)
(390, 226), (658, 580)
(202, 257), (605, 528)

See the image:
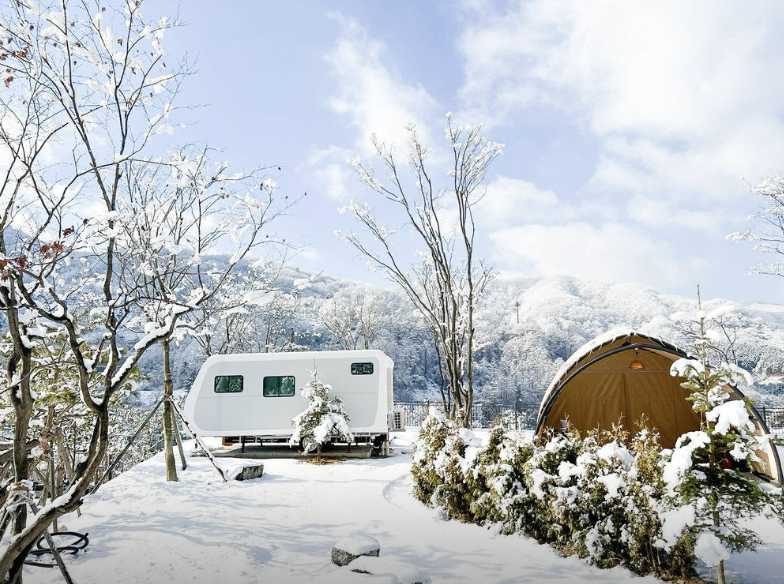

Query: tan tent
(535, 329), (782, 483)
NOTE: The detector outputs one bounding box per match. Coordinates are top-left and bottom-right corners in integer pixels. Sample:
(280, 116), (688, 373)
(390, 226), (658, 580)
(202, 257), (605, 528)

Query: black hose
(24, 531), (89, 568)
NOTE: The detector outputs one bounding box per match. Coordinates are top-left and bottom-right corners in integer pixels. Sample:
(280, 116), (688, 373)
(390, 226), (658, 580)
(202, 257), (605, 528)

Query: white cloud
(476, 176), (562, 226)
(310, 15), (442, 209)
(325, 14), (438, 154)
(625, 195), (719, 232)
(306, 146), (354, 201)
(491, 222), (703, 288)
(459, 1), (784, 202)
(318, 163), (351, 201)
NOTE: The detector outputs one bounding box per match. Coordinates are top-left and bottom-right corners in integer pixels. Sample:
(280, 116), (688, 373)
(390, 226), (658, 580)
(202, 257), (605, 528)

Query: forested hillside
(130, 265), (784, 408)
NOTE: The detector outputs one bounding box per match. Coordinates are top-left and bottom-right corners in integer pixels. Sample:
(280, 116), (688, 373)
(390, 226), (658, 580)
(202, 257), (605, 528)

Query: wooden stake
(27, 499), (75, 584)
(168, 399), (227, 483)
(171, 410), (187, 471)
(92, 397), (164, 493)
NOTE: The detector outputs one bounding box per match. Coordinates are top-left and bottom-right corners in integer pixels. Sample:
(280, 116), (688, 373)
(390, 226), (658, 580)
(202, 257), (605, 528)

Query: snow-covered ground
(25, 437), (784, 584)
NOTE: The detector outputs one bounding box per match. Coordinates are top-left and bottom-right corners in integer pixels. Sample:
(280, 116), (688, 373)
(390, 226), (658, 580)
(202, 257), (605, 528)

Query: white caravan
(183, 350), (394, 448)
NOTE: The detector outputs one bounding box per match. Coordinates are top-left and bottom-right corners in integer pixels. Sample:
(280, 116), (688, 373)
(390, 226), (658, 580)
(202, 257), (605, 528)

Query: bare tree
(674, 303), (765, 367)
(188, 263), (298, 357)
(319, 288), (381, 350)
(0, 0), (277, 577)
(345, 118), (501, 425)
(119, 150), (285, 481)
(499, 331), (558, 409)
(256, 291), (302, 352)
(729, 176), (784, 279)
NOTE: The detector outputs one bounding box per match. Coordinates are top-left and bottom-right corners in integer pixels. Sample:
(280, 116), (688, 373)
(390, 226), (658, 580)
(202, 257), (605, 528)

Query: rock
(348, 556), (431, 584)
(227, 463), (264, 481)
(331, 535), (381, 567)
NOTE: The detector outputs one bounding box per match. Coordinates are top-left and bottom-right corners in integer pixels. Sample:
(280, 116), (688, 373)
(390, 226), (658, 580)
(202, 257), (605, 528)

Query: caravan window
(214, 375), (243, 393)
(263, 376), (296, 397)
(351, 362), (374, 375)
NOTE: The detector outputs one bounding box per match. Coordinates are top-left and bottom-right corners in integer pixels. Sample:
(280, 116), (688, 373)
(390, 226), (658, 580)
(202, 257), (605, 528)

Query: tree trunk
(9, 362), (31, 538)
(713, 505), (725, 584)
(0, 409), (110, 581)
(4, 281), (34, 584)
(162, 337), (178, 482)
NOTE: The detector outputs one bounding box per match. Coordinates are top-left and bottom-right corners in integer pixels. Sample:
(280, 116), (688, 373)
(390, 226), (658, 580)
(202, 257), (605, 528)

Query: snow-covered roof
(538, 328), (683, 415)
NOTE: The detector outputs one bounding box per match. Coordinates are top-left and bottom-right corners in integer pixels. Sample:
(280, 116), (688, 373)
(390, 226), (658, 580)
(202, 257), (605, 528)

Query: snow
(656, 505), (696, 551)
(557, 461), (581, 481)
(20, 438), (693, 584)
(670, 357), (704, 378)
(707, 399), (756, 435)
(342, 556), (431, 584)
(529, 468), (551, 500)
(661, 431), (710, 491)
(596, 441), (634, 468)
(596, 473), (625, 499)
(313, 413), (352, 445)
(694, 532), (730, 567)
(730, 441), (752, 461)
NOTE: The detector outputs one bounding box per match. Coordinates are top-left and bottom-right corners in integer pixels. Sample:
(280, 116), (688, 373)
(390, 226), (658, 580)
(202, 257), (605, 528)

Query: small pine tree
(662, 307), (775, 584)
(290, 373), (353, 453)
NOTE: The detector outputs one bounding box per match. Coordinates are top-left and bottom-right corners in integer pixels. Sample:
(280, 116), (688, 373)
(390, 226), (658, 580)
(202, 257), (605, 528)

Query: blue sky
(159, 1), (784, 304)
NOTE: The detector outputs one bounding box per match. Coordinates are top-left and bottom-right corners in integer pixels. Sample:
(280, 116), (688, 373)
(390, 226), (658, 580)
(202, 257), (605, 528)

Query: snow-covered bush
(465, 427), (534, 529)
(522, 429), (582, 544)
(557, 430), (635, 563)
(622, 425), (694, 578)
(430, 431), (473, 521)
(410, 414), (474, 520)
(486, 431), (536, 533)
(409, 414), (749, 580)
(411, 415), (453, 503)
(290, 374), (353, 453)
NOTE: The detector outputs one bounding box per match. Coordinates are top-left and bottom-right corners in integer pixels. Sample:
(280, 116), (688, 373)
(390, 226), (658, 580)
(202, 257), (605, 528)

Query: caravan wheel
(371, 435), (387, 457)
(300, 437), (319, 454)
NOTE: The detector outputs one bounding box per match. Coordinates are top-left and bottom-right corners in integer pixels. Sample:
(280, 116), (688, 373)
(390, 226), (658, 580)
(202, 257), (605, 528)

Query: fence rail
(761, 407), (784, 432)
(393, 402), (784, 433)
(392, 401), (539, 431)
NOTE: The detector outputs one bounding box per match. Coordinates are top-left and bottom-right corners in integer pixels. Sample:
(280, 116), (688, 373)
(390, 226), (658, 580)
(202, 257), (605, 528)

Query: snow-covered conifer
(659, 310), (778, 584)
(290, 373), (353, 453)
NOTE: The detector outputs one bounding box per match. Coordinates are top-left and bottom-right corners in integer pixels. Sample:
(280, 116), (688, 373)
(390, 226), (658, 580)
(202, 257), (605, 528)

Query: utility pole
(514, 300), (520, 325)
